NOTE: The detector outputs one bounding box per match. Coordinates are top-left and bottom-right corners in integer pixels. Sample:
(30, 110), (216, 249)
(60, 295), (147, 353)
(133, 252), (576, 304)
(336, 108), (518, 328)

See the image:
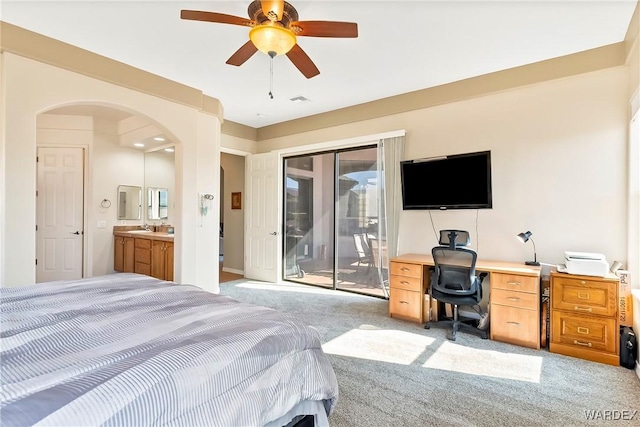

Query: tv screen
(400, 150), (492, 210)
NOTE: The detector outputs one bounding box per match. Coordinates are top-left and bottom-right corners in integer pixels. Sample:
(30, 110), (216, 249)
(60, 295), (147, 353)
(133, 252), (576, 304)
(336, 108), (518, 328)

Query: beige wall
(220, 153), (245, 274)
(1, 52), (221, 291)
(2, 15), (639, 293)
(259, 67), (630, 274)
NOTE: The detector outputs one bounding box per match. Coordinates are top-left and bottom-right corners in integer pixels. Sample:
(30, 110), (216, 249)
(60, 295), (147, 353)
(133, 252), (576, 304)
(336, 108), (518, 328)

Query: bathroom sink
(128, 230), (153, 233)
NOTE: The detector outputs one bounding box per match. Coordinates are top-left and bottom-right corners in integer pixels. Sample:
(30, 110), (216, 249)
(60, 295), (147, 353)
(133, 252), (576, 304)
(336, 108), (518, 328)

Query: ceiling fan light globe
(249, 25), (296, 56)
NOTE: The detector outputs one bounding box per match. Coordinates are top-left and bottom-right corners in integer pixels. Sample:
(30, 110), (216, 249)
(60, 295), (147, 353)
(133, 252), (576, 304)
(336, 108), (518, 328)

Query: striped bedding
(0, 273), (338, 426)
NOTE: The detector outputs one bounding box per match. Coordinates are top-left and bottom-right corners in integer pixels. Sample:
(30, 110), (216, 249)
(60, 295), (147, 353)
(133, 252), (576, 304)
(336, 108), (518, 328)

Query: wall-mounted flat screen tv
(400, 150), (492, 210)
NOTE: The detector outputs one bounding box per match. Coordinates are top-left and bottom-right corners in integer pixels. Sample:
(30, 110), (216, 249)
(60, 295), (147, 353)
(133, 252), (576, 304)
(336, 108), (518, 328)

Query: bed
(0, 273), (338, 426)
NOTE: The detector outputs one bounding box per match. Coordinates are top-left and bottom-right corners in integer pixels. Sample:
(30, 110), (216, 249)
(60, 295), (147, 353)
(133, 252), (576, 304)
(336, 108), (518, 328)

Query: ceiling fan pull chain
(268, 51), (275, 99)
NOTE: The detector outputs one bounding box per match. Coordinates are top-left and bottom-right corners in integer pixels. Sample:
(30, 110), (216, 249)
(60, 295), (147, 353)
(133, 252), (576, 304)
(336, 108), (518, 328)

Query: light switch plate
(97, 220), (106, 229)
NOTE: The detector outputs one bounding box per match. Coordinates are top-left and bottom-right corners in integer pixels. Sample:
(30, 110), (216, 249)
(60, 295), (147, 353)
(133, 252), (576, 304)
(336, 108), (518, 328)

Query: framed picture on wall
(231, 192), (242, 210)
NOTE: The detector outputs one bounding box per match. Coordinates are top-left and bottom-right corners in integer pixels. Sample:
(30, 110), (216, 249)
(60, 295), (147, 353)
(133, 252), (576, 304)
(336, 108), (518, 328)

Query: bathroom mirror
(117, 185), (142, 220)
(145, 148), (174, 223)
(147, 187), (169, 220)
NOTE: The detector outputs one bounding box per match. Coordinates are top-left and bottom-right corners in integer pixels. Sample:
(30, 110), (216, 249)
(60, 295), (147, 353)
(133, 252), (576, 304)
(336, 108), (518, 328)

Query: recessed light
(257, 113), (267, 118)
(164, 148), (174, 152)
(153, 137), (165, 141)
(134, 143), (145, 147)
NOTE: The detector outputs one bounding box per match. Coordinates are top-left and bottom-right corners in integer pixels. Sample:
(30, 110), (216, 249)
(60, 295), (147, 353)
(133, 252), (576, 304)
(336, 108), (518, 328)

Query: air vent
(290, 95), (311, 103)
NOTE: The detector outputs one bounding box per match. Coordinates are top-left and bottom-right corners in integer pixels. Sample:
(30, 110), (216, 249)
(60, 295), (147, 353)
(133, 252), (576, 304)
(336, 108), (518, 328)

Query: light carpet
(220, 279), (640, 427)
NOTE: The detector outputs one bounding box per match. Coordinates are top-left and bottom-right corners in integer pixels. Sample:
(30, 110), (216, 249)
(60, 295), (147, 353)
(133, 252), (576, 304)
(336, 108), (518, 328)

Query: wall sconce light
(517, 230), (540, 266)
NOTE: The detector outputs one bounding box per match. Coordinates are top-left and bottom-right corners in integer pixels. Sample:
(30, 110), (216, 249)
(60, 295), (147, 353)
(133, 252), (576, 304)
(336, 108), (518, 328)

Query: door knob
(270, 232), (277, 235)
(70, 231), (80, 235)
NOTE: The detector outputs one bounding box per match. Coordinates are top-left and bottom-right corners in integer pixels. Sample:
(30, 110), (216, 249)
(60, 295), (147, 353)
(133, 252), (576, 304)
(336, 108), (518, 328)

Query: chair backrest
(353, 233), (370, 258)
(439, 229), (471, 248)
(431, 230), (480, 298)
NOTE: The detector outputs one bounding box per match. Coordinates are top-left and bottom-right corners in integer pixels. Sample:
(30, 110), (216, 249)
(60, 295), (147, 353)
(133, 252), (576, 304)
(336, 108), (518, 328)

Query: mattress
(0, 273), (338, 426)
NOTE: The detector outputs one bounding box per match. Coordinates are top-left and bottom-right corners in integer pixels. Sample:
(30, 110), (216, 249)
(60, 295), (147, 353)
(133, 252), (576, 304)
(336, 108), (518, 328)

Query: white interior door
(245, 152), (281, 282)
(36, 147), (85, 282)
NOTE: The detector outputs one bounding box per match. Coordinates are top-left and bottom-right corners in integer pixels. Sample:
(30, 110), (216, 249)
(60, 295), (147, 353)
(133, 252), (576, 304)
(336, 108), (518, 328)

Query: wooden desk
(389, 253), (542, 349)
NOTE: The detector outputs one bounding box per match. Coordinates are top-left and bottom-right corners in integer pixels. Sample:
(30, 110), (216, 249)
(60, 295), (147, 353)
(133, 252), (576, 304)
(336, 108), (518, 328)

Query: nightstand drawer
(551, 311), (617, 353)
(491, 288), (538, 310)
(390, 262), (422, 279)
(491, 273), (539, 294)
(390, 274), (422, 292)
(551, 278), (617, 317)
(389, 288), (422, 322)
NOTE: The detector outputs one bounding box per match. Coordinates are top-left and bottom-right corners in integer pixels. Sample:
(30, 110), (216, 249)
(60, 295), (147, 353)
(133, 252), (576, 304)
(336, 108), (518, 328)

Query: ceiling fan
(180, 0), (358, 79)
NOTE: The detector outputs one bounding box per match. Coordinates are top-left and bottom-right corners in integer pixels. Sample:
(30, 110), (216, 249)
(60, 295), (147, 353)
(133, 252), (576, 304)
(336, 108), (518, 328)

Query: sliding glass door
(284, 153), (334, 287)
(283, 146), (387, 297)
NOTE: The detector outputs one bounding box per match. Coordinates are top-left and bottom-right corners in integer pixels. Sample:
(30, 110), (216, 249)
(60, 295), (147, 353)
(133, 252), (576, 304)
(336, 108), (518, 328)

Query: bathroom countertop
(113, 228), (174, 242)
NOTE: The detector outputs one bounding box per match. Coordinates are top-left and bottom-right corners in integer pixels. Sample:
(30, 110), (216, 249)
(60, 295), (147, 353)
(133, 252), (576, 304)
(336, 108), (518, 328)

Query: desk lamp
(517, 231), (540, 266)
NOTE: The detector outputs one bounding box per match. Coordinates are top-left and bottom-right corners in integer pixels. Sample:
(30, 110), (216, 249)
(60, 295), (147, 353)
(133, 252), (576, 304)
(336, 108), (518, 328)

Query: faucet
(141, 223), (151, 231)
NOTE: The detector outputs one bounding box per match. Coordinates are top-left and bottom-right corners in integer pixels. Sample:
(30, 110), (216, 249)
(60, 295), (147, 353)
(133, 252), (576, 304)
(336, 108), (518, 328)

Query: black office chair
(424, 230), (488, 341)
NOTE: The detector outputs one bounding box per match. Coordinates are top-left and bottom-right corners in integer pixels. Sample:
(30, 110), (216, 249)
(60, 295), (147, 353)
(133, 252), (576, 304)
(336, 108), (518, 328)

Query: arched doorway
(36, 104), (178, 282)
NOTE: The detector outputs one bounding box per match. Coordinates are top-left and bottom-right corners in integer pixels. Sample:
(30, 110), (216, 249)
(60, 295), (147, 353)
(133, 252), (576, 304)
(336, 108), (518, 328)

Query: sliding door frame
(282, 144), (382, 297)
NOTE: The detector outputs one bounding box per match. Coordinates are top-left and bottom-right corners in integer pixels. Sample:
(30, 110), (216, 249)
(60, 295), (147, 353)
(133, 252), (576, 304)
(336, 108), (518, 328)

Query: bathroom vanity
(114, 226), (174, 281)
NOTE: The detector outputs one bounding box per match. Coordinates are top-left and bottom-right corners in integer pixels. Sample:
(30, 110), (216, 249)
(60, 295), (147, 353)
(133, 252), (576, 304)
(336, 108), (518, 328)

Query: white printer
(563, 251), (610, 277)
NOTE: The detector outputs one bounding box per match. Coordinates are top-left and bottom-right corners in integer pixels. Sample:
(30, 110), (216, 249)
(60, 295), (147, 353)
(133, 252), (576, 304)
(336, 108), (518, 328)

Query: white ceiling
(1, 1), (637, 129)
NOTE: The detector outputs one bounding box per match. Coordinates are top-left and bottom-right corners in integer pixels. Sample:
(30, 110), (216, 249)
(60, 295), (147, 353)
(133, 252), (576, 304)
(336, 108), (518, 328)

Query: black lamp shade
(517, 231), (532, 243)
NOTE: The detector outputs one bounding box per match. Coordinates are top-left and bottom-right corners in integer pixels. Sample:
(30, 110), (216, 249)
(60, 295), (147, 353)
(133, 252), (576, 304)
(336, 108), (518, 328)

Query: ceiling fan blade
(226, 40), (259, 66)
(180, 10), (253, 27)
(286, 44), (320, 79)
(291, 21), (358, 38)
(261, 1), (284, 21)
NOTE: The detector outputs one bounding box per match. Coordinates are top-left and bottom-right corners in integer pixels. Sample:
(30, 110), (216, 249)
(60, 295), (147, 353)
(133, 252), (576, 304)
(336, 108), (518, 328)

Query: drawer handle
(574, 306), (593, 312)
(507, 297), (521, 302)
(400, 267), (410, 272)
(577, 292), (590, 300)
(507, 321), (520, 326)
(507, 281), (522, 286)
(399, 300), (409, 304)
(573, 340), (592, 347)
(577, 327), (590, 335)
(401, 281), (410, 285)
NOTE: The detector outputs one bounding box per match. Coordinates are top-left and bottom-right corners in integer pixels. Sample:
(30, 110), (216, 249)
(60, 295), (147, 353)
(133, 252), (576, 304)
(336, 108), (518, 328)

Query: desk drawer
(389, 288), (422, 323)
(551, 311), (617, 353)
(491, 273), (539, 294)
(390, 274), (422, 292)
(551, 278), (617, 317)
(491, 288), (538, 310)
(390, 262), (422, 279)
(490, 304), (540, 349)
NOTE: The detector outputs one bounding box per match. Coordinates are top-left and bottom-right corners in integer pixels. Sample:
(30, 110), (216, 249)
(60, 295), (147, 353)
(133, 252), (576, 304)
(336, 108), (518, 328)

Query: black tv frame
(400, 150), (493, 210)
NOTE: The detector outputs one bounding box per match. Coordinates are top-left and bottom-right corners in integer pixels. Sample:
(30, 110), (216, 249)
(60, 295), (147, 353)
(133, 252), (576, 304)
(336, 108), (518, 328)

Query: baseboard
(635, 360), (640, 381)
(222, 267), (244, 275)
